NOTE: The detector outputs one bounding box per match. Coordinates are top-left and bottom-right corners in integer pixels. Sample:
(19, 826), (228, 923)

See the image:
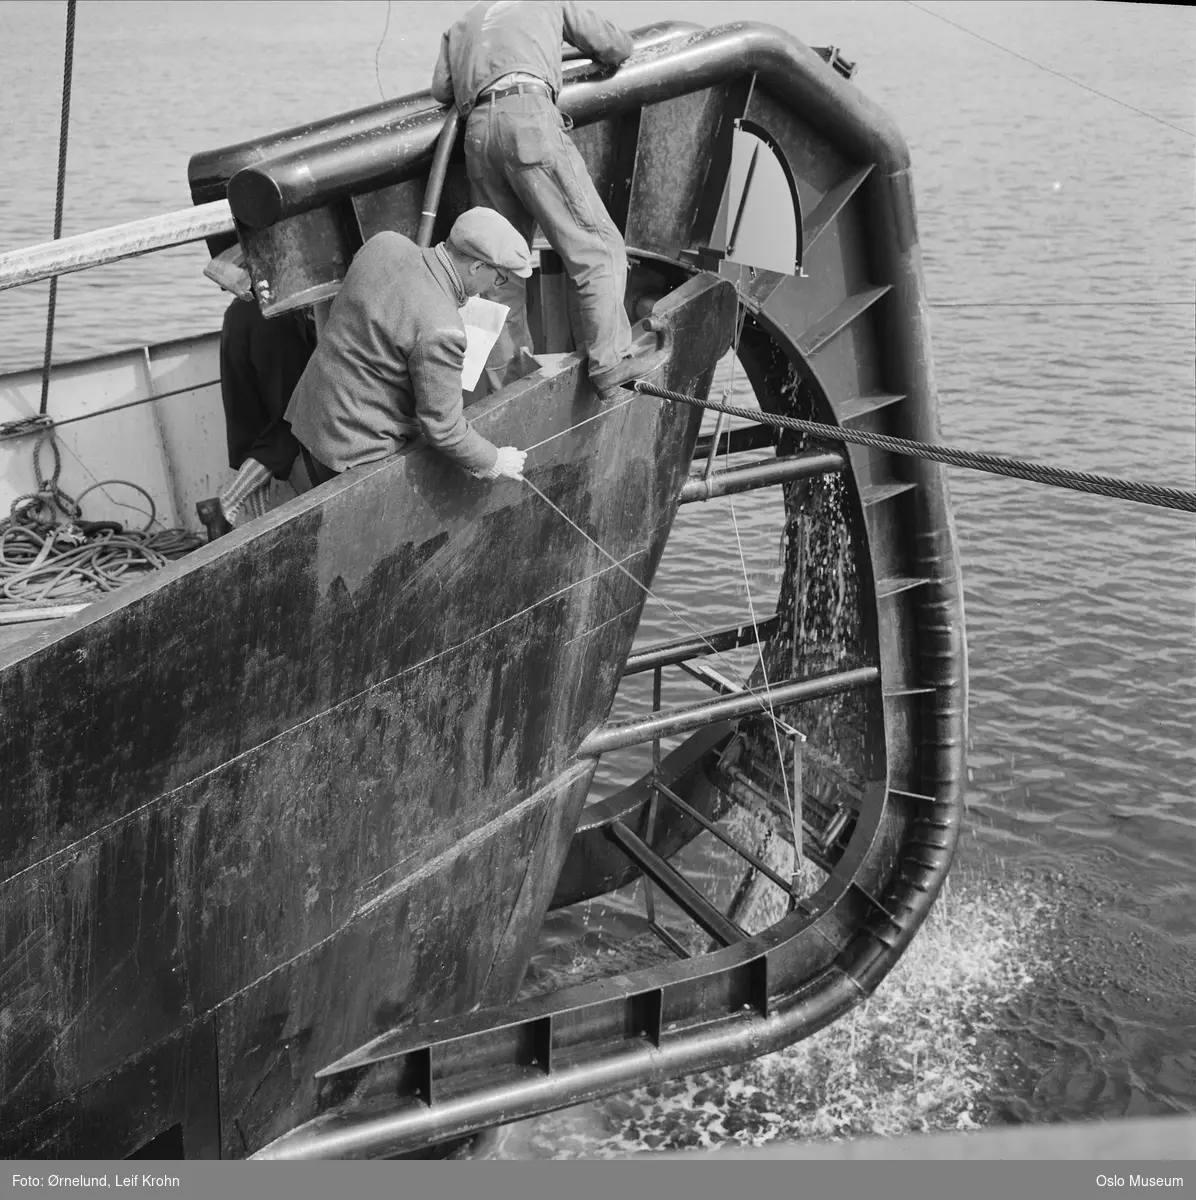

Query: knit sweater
(285, 232), (500, 475)
(431, 1), (634, 116)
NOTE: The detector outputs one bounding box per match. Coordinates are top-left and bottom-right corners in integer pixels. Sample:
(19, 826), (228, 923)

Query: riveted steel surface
(0, 275), (738, 1158)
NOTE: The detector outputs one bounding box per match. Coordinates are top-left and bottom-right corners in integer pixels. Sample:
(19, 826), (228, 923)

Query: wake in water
(476, 861), (1059, 1158)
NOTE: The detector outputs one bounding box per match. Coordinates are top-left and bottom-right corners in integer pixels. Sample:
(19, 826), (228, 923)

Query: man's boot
(195, 498), (232, 543)
(589, 321), (670, 405)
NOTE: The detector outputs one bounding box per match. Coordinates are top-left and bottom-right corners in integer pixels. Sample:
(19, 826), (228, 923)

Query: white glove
(488, 446), (527, 480)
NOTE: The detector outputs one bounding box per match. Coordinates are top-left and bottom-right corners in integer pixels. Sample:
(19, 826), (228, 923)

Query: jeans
(464, 92), (634, 386)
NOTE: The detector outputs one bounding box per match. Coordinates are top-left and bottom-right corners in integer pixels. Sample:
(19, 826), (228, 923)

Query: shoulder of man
(356, 229), (419, 262)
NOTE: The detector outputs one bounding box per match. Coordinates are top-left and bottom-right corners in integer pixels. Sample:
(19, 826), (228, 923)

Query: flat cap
(448, 207), (533, 278)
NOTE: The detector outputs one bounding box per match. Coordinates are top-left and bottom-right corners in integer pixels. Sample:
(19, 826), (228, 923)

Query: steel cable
(628, 382), (1196, 514)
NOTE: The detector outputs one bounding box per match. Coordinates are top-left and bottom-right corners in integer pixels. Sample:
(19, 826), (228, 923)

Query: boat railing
(0, 22), (705, 295)
(0, 200), (234, 294)
(0, 22), (864, 301)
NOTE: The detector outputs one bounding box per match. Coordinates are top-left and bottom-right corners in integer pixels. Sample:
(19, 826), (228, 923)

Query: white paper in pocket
(459, 296), (510, 390)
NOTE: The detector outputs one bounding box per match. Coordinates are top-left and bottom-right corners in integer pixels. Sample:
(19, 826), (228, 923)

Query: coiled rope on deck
(0, 519), (200, 607)
(626, 381), (1196, 514)
(1, 467), (201, 609)
(0, 0), (203, 619)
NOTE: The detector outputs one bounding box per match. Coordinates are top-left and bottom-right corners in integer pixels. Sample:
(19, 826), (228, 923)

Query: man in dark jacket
(196, 248), (316, 541)
(431, 1), (653, 402)
(285, 208), (530, 484)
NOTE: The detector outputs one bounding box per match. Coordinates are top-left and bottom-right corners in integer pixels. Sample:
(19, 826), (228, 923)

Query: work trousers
(301, 447), (341, 486)
(219, 298), (313, 479)
(464, 92), (633, 387)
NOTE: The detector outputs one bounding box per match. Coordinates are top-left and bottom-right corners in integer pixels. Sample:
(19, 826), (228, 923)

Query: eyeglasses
(491, 265), (509, 288)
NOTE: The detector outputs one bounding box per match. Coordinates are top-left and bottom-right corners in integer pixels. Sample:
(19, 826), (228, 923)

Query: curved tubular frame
(250, 21), (968, 1160)
(216, 22), (903, 231)
(190, 22), (702, 229)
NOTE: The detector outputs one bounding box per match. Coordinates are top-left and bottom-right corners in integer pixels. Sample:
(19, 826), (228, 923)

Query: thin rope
(721, 304), (800, 853)
(628, 383), (1196, 514)
(374, 0), (393, 101)
(521, 392), (640, 454)
(1, 378), (221, 443)
(523, 364), (801, 864)
(728, 497), (800, 853)
(904, 0), (1196, 141)
(521, 478), (815, 763)
(38, 0), (77, 415)
(5, 0), (208, 619)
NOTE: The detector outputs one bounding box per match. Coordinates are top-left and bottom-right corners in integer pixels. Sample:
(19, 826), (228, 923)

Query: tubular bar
(415, 111), (460, 248)
(719, 764), (834, 855)
(653, 780), (795, 896)
(605, 820), (745, 947)
(623, 616), (779, 675)
(677, 659), (743, 697)
(0, 200), (234, 292)
(579, 666), (879, 756)
(693, 422), (777, 460)
(680, 452), (845, 503)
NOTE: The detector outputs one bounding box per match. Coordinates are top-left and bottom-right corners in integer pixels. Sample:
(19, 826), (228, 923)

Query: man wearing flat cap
(432, 1), (657, 402)
(286, 208), (531, 485)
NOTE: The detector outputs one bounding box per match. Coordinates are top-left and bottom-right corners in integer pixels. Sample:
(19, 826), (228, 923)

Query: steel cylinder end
(227, 166), (286, 229)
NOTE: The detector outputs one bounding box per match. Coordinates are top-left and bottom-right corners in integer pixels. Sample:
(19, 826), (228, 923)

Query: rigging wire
(1, 0), (207, 614)
(720, 300), (802, 858)
(521, 473), (824, 848)
(374, 0), (393, 102)
(904, 0), (1196, 141)
(521, 477), (763, 695)
(38, 0), (77, 417)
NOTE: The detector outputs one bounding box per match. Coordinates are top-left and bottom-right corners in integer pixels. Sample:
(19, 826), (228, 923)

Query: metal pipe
(250, 973), (863, 1159)
(416, 110), (461, 248)
(225, 23), (708, 229)
(719, 765), (825, 851)
(676, 659), (740, 696)
(693, 422), (775, 459)
(189, 22), (701, 210)
(703, 412), (729, 483)
(679, 452), (846, 503)
(653, 780), (793, 895)
(648, 921), (690, 959)
(605, 820), (744, 947)
(644, 664), (663, 928)
(0, 200), (233, 292)
(725, 143), (760, 262)
(226, 21), (908, 230)
(187, 96), (435, 208)
(623, 616), (779, 675)
(577, 666), (879, 756)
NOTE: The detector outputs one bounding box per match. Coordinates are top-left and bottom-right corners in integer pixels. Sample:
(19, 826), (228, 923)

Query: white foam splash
(481, 866), (1057, 1158)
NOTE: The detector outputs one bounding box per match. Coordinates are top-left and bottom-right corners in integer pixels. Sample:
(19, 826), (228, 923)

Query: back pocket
(510, 122), (554, 168)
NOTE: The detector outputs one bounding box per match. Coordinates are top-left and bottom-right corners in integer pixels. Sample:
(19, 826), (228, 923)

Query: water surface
(2, 0), (1193, 1148)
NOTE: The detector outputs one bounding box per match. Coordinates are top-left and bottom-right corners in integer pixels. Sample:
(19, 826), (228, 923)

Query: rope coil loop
(0, 1), (205, 618)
